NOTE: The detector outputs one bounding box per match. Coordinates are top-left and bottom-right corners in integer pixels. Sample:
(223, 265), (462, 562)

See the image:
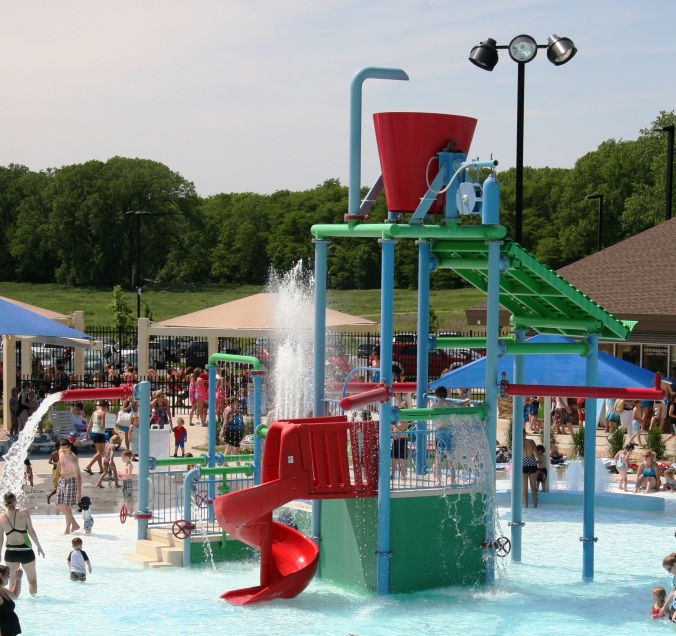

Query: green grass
(0, 282), (485, 331)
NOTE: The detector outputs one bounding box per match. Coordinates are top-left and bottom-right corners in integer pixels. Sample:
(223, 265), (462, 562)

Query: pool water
(20, 501), (676, 636)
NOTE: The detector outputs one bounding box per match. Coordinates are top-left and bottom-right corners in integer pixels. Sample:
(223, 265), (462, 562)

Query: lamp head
(547, 34), (577, 65)
(585, 193), (602, 201)
(508, 35), (538, 63)
(654, 125), (675, 133)
(469, 38), (499, 71)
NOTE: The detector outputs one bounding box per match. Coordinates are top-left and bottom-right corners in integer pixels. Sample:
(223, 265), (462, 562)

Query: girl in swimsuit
(614, 443), (635, 492)
(0, 492), (44, 596)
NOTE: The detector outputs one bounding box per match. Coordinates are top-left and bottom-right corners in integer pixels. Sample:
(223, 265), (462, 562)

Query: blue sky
(0, 1), (673, 197)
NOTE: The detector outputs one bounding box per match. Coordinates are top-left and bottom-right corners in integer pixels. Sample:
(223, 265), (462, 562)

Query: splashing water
(191, 497), (216, 571)
(0, 392), (62, 507)
(436, 414), (505, 573)
(267, 263), (314, 419)
(559, 458), (612, 493)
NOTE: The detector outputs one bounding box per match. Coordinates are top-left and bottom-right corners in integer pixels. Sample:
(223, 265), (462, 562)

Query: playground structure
(55, 67), (665, 602)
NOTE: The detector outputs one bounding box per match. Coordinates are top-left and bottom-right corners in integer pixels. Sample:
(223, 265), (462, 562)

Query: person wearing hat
(151, 390), (172, 430)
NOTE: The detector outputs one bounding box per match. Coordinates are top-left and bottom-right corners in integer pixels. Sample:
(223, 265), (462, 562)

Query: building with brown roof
(465, 217), (676, 376)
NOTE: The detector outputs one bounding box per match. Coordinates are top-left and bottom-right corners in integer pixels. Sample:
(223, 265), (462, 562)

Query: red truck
(391, 343), (482, 380)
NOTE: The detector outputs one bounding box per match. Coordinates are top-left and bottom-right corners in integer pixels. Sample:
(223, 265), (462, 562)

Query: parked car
(185, 341), (209, 368)
(391, 343), (480, 380)
(153, 336), (180, 365)
(119, 343), (164, 370)
(83, 350), (105, 380)
(357, 341), (378, 359)
(185, 339), (242, 369)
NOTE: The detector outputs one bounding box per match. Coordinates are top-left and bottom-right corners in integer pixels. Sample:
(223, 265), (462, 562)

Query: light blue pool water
(19, 500), (676, 636)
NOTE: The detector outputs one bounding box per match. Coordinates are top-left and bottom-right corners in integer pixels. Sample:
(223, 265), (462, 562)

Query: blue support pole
(182, 466), (201, 567)
(377, 238), (395, 595)
(415, 241), (431, 475)
(136, 380), (151, 541)
(348, 67), (408, 217)
(312, 239), (328, 569)
(583, 335), (599, 581)
(483, 239), (501, 584)
(252, 373), (263, 485)
(510, 330), (526, 562)
(207, 364), (217, 521)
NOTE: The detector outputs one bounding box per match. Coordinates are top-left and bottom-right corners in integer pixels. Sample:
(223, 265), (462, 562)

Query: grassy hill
(0, 282), (485, 331)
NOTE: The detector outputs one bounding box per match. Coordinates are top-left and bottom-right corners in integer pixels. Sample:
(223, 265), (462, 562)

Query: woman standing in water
(0, 564), (22, 636)
(83, 400), (109, 475)
(0, 492), (44, 596)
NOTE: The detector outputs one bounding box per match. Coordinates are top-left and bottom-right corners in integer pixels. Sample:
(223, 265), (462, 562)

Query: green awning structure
(432, 238), (630, 341)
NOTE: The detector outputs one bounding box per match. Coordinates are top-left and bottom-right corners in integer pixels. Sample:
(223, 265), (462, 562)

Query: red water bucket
(373, 112), (477, 214)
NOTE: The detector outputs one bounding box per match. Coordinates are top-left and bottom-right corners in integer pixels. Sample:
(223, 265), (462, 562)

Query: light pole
(469, 34), (577, 245)
(126, 210), (151, 319)
(654, 124), (674, 221)
(585, 193), (604, 252)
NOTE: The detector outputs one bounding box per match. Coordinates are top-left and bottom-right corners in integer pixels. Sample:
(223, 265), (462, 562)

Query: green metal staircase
(431, 237), (630, 340)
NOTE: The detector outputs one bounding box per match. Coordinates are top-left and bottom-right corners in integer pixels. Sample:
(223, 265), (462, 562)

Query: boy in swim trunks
(67, 537), (92, 582)
(119, 450), (134, 513)
(55, 439), (82, 534)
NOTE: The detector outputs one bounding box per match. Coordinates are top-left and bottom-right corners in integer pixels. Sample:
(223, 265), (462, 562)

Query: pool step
(136, 539), (166, 561)
(128, 525), (217, 568)
(160, 546), (184, 567)
(147, 528), (176, 546)
(148, 561), (176, 569)
(122, 552), (157, 567)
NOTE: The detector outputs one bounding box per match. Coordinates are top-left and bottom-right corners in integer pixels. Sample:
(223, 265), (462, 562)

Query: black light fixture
(508, 35), (538, 63)
(584, 193), (604, 252)
(653, 124), (674, 221)
(468, 38), (499, 71)
(546, 35), (577, 65)
(469, 33), (576, 245)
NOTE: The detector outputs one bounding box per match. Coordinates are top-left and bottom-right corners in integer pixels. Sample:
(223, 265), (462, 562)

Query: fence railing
(147, 468), (254, 529)
(140, 425), (488, 530)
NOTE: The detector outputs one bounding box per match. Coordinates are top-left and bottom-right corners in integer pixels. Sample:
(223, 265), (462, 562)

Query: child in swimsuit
(614, 443), (634, 492)
(653, 586), (667, 619)
(96, 435), (121, 489)
(663, 469), (676, 492)
(23, 460), (33, 492)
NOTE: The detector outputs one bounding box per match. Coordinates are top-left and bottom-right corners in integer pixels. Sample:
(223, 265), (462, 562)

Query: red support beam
(60, 387), (133, 402)
(503, 383), (665, 401)
(339, 384), (393, 411)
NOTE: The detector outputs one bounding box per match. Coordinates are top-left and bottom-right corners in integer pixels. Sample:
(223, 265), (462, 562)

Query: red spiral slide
(213, 415), (378, 605)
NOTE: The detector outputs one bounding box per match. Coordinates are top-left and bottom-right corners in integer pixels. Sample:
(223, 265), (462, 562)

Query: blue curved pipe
(348, 67), (409, 217)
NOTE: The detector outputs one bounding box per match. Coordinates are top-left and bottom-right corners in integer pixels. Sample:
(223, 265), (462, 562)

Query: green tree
(109, 285), (135, 334)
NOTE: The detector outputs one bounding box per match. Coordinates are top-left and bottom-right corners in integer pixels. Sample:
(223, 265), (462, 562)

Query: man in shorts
(55, 439), (82, 534)
(653, 378), (676, 432)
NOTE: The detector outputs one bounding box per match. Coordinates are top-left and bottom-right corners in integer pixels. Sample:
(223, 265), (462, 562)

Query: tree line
(1, 111), (673, 291)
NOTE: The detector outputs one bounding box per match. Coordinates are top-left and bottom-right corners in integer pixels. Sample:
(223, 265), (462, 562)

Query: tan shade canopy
(152, 293), (377, 336)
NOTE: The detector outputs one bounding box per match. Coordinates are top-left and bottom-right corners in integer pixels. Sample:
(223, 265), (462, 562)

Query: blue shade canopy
(0, 298), (92, 343)
(430, 335), (659, 391)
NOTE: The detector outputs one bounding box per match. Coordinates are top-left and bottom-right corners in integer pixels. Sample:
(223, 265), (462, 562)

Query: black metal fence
(15, 328), (490, 409)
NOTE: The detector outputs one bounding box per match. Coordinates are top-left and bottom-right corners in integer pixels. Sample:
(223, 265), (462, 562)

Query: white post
(2, 336), (16, 431)
(73, 311), (85, 377)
